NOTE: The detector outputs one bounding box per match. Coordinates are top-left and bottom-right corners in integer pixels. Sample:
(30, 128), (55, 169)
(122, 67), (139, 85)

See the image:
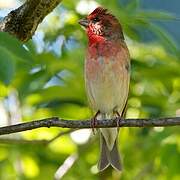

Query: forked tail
(98, 132), (122, 171)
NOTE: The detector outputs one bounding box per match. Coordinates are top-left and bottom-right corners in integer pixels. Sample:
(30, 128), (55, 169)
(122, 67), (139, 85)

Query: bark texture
(0, 0), (62, 42)
(0, 117), (179, 135)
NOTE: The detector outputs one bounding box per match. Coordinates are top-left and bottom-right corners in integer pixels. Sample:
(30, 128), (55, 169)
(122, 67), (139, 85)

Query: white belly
(85, 58), (129, 114)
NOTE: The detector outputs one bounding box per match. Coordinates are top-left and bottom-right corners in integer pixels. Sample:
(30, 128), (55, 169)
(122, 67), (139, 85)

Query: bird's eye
(92, 17), (99, 23)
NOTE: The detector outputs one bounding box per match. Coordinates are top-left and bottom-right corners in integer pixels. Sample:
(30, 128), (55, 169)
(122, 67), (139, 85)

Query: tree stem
(0, 117), (179, 135)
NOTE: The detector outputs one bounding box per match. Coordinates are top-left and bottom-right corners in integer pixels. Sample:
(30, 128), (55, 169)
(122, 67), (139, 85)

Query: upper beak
(78, 18), (89, 28)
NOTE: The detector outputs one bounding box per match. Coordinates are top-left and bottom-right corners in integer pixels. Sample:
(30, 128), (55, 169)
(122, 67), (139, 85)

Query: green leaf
(0, 32), (34, 64)
(0, 47), (16, 85)
(125, 0), (140, 12)
(147, 23), (178, 55)
(136, 11), (176, 21)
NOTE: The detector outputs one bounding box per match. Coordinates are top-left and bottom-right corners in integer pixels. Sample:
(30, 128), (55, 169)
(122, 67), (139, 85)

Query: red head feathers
(79, 7), (124, 41)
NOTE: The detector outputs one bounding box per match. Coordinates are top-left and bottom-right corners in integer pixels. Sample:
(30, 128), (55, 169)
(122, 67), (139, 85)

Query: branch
(46, 129), (76, 145)
(54, 154), (78, 180)
(0, 117), (179, 136)
(0, 129), (75, 145)
(0, 0), (62, 42)
(0, 138), (47, 145)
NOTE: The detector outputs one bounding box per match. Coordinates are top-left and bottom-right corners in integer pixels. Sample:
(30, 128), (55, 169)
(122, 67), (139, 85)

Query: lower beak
(78, 18), (89, 28)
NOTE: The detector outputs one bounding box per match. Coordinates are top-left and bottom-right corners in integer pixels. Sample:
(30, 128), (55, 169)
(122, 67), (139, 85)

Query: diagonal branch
(0, 117), (179, 136)
(0, 0), (62, 42)
(46, 129), (77, 145)
(0, 138), (47, 145)
(0, 129), (76, 145)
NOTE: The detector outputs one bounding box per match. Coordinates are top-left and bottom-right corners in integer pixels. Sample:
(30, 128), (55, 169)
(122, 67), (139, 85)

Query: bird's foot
(91, 110), (100, 135)
(114, 111), (122, 128)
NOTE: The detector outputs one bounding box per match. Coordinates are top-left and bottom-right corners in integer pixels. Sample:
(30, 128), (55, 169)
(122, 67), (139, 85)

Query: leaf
(125, 0), (140, 12)
(24, 40), (37, 56)
(0, 32), (34, 64)
(147, 23), (178, 55)
(136, 11), (176, 21)
(0, 47), (16, 85)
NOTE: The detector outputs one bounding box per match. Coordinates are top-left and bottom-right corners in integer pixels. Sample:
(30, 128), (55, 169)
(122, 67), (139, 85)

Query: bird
(78, 7), (130, 171)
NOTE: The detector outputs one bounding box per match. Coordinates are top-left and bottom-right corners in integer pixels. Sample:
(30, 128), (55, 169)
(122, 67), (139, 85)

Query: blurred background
(0, 0), (180, 179)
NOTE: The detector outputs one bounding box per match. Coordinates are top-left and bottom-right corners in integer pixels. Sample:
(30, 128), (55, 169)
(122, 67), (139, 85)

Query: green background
(0, 0), (180, 179)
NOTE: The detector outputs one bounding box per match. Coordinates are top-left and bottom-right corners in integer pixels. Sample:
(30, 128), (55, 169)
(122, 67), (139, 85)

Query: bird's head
(79, 7), (124, 42)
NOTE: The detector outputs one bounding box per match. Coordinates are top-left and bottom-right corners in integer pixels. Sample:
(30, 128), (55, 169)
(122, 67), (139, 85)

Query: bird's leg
(91, 110), (100, 135)
(114, 111), (122, 127)
(114, 101), (127, 127)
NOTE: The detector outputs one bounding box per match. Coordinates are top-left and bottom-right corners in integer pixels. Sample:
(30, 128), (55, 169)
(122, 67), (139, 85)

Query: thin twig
(0, 138), (47, 145)
(54, 154), (78, 180)
(0, 117), (179, 136)
(0, 129), (76, 145)
(46, 129), (77, 145)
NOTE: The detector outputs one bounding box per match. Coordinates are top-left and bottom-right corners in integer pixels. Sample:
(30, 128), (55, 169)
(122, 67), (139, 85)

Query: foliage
(0, 0), (180, 179)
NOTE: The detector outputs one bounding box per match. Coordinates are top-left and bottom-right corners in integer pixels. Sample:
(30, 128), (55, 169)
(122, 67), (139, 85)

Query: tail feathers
(109, 139), (122, 171)
(98, 134), (109, 171)
(98, 133), (122, 171)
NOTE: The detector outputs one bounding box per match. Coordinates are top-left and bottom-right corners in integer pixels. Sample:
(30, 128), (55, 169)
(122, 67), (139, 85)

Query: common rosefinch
(79, 7), (130, 171)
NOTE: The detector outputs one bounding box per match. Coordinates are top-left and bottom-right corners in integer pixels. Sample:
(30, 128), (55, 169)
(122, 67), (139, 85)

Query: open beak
(78, 18), (89, 28)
